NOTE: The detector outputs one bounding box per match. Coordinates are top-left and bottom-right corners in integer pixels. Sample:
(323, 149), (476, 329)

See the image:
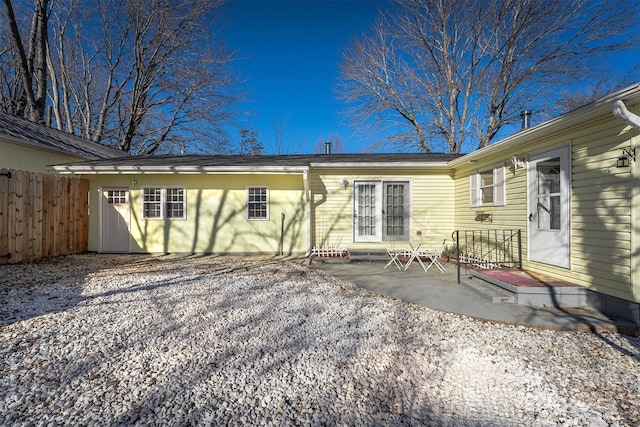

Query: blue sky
(220, 0), (640, 155)
(221, 0), (389, 154)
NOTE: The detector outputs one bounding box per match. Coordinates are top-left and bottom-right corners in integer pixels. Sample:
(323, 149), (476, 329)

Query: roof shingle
(0, 112), (127, 160)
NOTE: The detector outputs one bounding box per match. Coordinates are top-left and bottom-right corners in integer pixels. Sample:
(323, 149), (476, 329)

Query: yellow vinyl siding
(452, 111), (639, 303)
(570, 115), (634, 300)
(88, 174), (307, 254)
(0, 140), (84, 174)
(310, 168), (454, 251)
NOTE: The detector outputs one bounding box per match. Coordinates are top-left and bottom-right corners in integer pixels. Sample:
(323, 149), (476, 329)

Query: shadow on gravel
(2, 253), (638, 426)
(0, 253), (153, 327)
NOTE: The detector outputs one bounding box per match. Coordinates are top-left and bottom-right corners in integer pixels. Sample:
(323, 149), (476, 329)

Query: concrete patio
(312, 259), (638, 335)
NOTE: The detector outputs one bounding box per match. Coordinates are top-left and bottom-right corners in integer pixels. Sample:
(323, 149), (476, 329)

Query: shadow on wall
(311, 179), (354, 248)
(128, 189), (307, 256)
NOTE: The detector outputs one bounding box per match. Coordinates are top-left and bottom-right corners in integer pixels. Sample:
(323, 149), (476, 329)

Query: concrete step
(460, 276), (516, 304)
(348, 250), (389, 262)
(471, 270), (587, 307)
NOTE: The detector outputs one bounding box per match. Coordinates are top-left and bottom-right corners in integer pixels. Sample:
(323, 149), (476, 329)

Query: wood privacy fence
(0, 168), (89, 264)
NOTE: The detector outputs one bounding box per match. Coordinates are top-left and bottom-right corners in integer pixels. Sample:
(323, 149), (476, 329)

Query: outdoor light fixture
(342, 179), (349, 189)
(617, 147), (635, 168)
(511, 155), (525, 170)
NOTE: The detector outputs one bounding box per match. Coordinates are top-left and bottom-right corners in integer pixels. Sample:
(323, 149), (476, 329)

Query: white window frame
(353, 179), (411, 243)
(141, 186), (186, 220)
(246, 186), (269, 220)
(470, 165), (505, 207)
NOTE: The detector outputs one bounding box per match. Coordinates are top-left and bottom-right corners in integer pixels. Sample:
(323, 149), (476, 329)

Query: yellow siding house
(48, 83), (640, 327)
(449, 84), (640, 323)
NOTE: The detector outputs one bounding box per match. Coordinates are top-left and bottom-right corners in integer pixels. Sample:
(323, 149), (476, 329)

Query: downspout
(303, 168), (312, 257)
(613, 99), (640, 308)
(613, 100), (640, 129)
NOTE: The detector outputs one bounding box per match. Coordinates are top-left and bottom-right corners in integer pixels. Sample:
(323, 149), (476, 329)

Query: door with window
(354, 181), (410, 242)
(101, 187), (130, 253)
(527, 146), (570, 268)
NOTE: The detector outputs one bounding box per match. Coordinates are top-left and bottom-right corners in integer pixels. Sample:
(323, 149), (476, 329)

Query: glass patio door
(354, 181), (409, 242)
(354, 182), (382, 242)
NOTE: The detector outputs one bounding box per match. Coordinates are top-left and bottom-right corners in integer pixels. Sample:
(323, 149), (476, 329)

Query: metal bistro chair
(385, 243), (408, 270)
(423, 240), (447, 273)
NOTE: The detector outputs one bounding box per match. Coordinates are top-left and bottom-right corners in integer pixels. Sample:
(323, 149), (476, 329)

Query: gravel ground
(1, 254), (639, 426)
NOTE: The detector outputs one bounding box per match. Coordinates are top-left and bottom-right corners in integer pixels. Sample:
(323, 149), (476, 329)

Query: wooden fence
(0, 168), (89, 264)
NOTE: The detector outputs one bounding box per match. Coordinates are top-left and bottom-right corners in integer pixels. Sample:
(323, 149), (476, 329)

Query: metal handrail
(452, 229), (522, 284)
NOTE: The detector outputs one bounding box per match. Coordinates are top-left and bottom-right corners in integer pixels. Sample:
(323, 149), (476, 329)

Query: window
(107, 190), (128, 204)
(247, 187), (268, 220)
(165, 188), (185, 219)
(354, 180), (410, 242)
(470, 165), (505, 207)
(142, 187), (185, 219)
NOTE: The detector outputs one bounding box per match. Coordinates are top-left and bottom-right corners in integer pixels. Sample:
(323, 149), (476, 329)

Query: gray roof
(0, 112), (127, 160)
(51, 152), (461, 174)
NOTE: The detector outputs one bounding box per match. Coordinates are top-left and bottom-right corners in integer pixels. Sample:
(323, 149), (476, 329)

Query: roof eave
(2, 134), (97, 160)
(449, 83), (640, 167)
(309, 161), (452, 169)
(49, 164), (310, 175)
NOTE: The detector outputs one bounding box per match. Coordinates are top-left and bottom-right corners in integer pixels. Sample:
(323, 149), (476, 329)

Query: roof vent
(520, 110), (532, 130)
(325, 141), (332, 154)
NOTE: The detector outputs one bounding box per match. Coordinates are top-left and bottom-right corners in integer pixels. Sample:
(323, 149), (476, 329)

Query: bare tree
(338, 0), (640, 154)
(268, 115), (302, 155)
(2, 0), (49, 123)
(1, 0), (239, 154)
(237, 128), (263, 155)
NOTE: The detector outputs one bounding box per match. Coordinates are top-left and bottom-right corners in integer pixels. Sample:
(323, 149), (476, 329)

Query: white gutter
(449, 83), (640, 168)
(613, 97), (640, 307)
(50, 165), (309, 175)
(613, 99), (640, 130)
(309, 162), (451, 169)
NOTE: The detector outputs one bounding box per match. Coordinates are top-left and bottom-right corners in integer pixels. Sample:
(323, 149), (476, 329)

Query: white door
(528, 146), (570, 268)
(354, 182), (382, 242)
(383, 181), (410, 241)
(101, 187), (130, 253)
(354, 181), (410, 242)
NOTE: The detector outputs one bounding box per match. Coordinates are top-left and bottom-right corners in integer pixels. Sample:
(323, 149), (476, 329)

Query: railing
(452, 229), (522, 283)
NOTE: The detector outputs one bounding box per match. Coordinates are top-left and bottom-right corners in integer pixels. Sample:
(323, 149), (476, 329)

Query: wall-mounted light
(511, 155), (525, 170)
(616, 147), (635, 168)
(342, 179), (349, 189)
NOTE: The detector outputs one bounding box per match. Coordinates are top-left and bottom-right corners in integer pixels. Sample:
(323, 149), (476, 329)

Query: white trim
(353, 181), (383, 243)
(303, 170), (311, 256)
(246, 186), (269, 221)
(51, 165), (310, 175)
(450, 83), (640, 168)
(469, 164), (505, 207)
(140, 186), (186, 220)
(99, 186), (130, 253)
(527, 144), (571, 269)
(353, 179), (412, 243)
(310, 162), (451, 169)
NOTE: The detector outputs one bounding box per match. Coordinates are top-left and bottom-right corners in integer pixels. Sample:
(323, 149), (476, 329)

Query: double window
(470, 165), (505, 207)
(247, 186), (268, 220)
(142, 187), (185, 219)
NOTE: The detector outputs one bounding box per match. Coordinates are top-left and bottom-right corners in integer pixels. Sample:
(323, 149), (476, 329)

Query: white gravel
(1, 254), (639, 426)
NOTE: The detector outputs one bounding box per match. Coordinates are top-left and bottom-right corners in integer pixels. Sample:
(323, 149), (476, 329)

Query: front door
(354, 181), (409, 242)
(101, 187), (130, 253)
(527, 146), (570, 268)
